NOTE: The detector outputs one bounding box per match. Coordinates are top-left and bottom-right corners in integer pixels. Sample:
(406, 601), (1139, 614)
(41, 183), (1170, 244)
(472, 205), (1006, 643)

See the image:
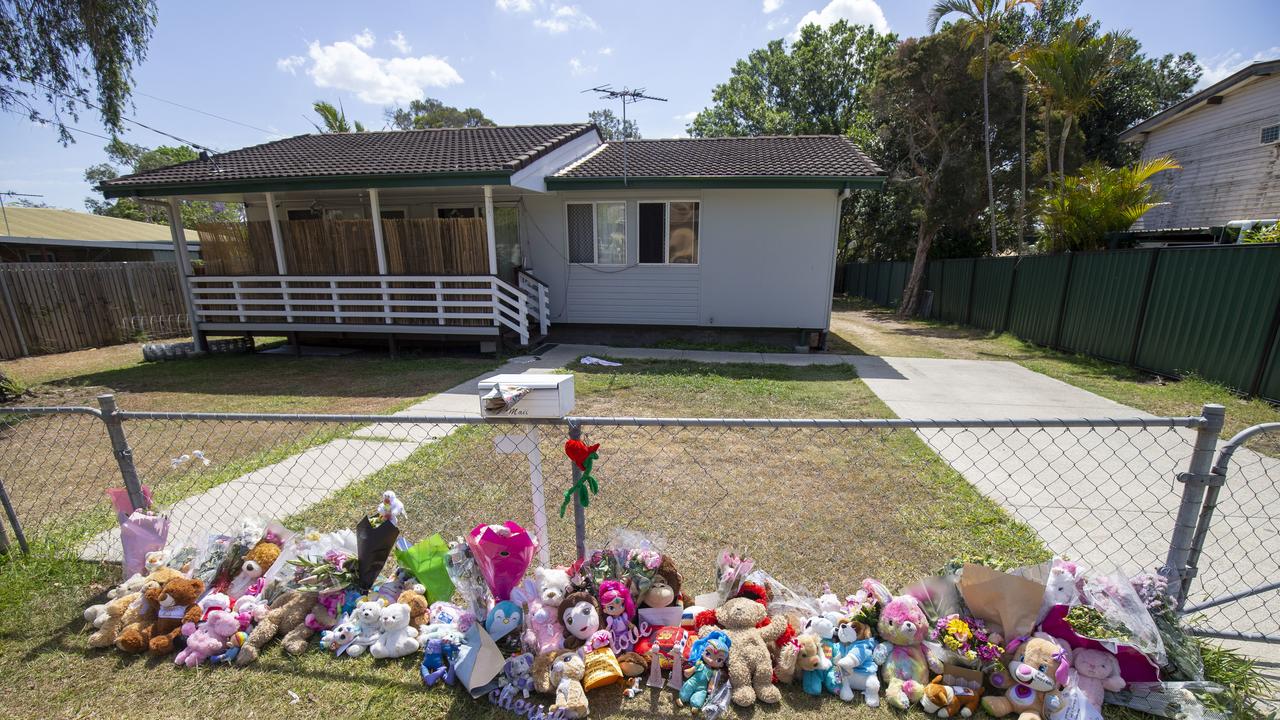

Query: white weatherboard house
(1121, 59), (1280, 233)
(99, 124), (883, 351)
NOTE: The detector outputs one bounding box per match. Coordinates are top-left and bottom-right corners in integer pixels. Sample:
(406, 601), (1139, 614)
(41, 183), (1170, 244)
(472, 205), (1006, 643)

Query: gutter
(100, 170), (516, 199)
(545, 174), (887, 191)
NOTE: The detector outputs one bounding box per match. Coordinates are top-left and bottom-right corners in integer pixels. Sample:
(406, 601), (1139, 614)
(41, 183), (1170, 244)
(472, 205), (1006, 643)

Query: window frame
(1262, 124), (1280, 146)
(637, 199), (700, 266)
(565, 200), (628, 266)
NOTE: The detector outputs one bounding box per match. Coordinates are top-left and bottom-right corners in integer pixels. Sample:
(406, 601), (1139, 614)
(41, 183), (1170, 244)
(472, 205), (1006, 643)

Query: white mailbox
(477, 373), (575, 418)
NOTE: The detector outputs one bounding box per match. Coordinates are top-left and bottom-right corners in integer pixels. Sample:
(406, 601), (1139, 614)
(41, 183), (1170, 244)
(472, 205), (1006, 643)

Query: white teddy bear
(84, 573), (149, 628)
(345, 598), (387, 658)
(371, 602), (421, 659)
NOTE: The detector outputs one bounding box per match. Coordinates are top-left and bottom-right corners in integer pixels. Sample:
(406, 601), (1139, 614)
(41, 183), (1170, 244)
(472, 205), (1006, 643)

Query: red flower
(564, 439), (600, 471)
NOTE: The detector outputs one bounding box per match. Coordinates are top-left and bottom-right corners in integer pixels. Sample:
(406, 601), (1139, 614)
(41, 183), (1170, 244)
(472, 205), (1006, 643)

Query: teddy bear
(513, 567), (571, 654)
(87, 566), (185, 648)
(345, 597), (387, 658)
(234, 588), (339, 665)
(174, 608), (241, 667)
(533, 650), (589, 719)
(226, 538), (283, 599)
(921, 675), (984, 718)
(981, 633), (1070, 720)
(795, 632), (830, 696)
(320, 620), (358, 654)
(84, 573), (149, 628)
(1071, 648), (1125, 711)
(833, 617), (880, 705)
(698, 596), (788, 706)
(370, 602), (421, 659)
(864, 578), (943, 709)
(116, 576), (205, 655)
(397, 584), (431, 631)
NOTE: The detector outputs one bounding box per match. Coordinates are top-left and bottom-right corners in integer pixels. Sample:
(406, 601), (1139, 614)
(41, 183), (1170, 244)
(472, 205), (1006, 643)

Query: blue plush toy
(420, 630), (461, 687)
(832, 618), (881, 706)
(680, 631), (731, 710)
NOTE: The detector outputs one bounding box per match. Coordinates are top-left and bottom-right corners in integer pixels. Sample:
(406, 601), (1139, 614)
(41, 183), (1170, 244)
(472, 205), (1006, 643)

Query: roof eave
(1120, 59), (1280, 142)
(544, 175), (887, 191)
(100, 170), (515, 199)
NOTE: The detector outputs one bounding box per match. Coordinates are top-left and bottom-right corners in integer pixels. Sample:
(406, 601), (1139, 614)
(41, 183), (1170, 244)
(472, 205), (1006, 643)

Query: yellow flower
(946, 618), (972, 643)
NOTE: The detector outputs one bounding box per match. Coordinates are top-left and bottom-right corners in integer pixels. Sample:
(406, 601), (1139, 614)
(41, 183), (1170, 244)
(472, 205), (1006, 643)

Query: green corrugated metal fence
(842, 244), (1280, 401)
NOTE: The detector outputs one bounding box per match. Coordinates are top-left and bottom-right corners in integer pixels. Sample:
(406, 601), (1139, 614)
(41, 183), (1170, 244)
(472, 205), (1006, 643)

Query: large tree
(0, 0), (157, 144)
(588, 108), (640, 140)
(384, 98), (494, 130)
(928, 0), (1040, 255)
(688, 20), (896, 148)
(85, 138), (241, 228)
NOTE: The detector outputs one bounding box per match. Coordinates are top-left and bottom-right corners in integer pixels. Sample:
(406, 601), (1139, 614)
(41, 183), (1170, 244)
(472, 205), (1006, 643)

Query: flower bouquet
(930, 614), (1005, 672)
(355, 491), (405, 590)
(290, 547), (360, 591)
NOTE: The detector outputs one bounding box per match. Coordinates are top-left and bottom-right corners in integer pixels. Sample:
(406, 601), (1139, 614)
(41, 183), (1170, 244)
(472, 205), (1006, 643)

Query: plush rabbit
(864, 578), (942, 709)
(1072, 648), (1125, 710)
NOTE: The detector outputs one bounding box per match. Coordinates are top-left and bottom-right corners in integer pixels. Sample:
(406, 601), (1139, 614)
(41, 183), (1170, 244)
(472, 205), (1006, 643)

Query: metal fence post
(1162, 403), (1225, 603)
(567, 420), (587, 562)
(97, 394), (147, 511)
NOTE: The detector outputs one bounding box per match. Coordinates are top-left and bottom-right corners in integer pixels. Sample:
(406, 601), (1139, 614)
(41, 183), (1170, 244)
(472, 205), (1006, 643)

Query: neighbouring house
(98, 123), (884, 351)
(0, 207), (199, 262)
(1121, 59), (1280, 240)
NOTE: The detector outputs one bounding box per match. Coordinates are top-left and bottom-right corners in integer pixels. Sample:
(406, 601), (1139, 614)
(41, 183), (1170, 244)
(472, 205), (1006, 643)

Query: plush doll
(517, 568), (570, 654)
(232, 593), (269, 630)
(419, 624), (464, 686)
(174, 608), (241, 667)
(699, 596), (788, 706)
(617, 651), (649, 698)
(636, 555), (684, 610)
(226, 538), (283, 598)
(487, 600), (524, 645)
(864, 578), (942, 709)
(922, 675), (984, 718)
(1071, 648), (1125, 711)
(370, 602), (420, 659)
(680, 631), (731, 710)
(234, 589), (338, 665)
(981, 633), (1070, 720)
(116, 576), (205, 656)
(320, 620), (358, 654)
(533, 650), (590, 719)
(87, 566), (185, 648)
(209, 631), (248, 664)
(795, 632), (830, 696)
(499, 652), (536, 699)
(801, 612), (842, 693)
(398, 584), (431, 631)
(833, 617), (880, 705)
(774, 635), (802, 684)
(84, 573), (149, 628)
(598, 580), (638, 654)
(345, 597), (388, 658)
(556, 591), (610, 652)
(1038, 562), (1081, 623)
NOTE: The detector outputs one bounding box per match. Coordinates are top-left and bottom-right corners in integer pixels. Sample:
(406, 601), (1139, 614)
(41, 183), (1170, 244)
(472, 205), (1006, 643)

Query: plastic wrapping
(447, 536), (493, 620)
(467, 522), (537, 602)
(1105, 682), (1227, 720)
(1076, 572), (1166, 666)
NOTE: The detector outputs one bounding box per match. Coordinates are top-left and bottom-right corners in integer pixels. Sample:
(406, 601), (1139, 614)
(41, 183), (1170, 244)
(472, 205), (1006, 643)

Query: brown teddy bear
(922, 675), (984, 718)
(397, 584), (431, 630)
(88, 567), (184, 648)
(235, 589), (338, 665)
(533, 650), (589, 719)
(699, 596), (788, 706)
(981, 634), (1070, 720)
(116, 576), (205, 655)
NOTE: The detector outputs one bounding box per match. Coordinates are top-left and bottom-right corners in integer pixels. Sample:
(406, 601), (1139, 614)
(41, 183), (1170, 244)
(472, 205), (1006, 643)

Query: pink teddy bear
(174, 609), (242, 668)
(1071, 648), (1125, 709)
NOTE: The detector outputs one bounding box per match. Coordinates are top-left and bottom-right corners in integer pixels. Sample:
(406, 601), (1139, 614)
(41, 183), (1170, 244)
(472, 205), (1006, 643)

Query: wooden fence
(196, 217), (490, 276)
(0, 262), (186, 360)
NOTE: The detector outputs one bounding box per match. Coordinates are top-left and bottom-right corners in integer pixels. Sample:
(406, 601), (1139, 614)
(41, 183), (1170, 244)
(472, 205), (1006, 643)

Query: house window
(437, 206), (478, 219)
(567, 202), (626, 264)
(287, 208), (323, 221)
(380, 209), (406, 220)
(1262, 124), (1280, 145)
(639, 201), (699, 264)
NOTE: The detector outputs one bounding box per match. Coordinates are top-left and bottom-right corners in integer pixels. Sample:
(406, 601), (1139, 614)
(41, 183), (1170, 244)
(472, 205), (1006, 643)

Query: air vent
(1263, 124), (1280, 145)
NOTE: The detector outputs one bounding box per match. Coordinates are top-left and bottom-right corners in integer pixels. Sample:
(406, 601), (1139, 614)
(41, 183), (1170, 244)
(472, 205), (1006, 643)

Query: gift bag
(356, 516), (399, 590)
(394, 533), (455, 603)
(957, 563), (1046, 639)
(106, 486), (153, 520)
(466, 522), (536, 602)
(119, 510), (168, 577)
(582, 647), (624, 690)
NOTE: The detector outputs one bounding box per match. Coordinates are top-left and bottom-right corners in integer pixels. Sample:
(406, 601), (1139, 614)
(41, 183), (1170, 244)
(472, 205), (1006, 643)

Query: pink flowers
(324, 549), (350, 571)
(931, 614), (1004, 670)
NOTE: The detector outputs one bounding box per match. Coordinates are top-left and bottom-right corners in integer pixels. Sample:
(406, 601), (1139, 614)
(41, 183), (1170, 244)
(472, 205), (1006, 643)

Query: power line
(135, 91), (275, 135)
(29, 80), (222, 153)
(0, 107), (114, 141)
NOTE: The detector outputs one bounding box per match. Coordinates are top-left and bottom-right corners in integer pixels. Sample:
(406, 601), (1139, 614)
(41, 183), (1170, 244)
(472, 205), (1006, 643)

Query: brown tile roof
(552, 135), (883, 180)
(100, 124), (597, 193)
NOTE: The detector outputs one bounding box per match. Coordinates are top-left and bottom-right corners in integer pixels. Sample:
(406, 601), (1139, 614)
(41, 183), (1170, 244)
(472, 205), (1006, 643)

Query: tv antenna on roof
(0, 191), (45, 237)
(583, 85), (666, 186)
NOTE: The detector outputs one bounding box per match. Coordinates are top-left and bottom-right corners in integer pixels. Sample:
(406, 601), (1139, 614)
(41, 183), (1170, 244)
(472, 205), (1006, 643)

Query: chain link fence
(0, 396), (1275, 646)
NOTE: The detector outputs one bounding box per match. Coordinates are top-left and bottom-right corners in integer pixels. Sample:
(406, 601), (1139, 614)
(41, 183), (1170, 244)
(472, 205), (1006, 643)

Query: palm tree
(928, 0), (1040, 255)
(311, 100), (366, 133)
(1039, 156), (1179, 251)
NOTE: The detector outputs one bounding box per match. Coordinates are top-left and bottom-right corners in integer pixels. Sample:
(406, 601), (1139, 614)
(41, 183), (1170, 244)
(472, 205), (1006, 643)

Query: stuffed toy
(864, 578), (942, 709)
(235, 589), (338, 665)
(398, 584), (431, 631)
(116, 576), (205, 655)
(320, 620), (358, 654)
(345, 597), (387, 658)
(499, 652), (536, 699)
(534, 650), (590, 719)
(487, 600), (524, 650)
(556, 591), (610, 652)
(636, 555), (684, 610)
(226, 538), (282, 598)
(84, 573), (149, 628)
(680, 631), (731, 710)
(795, 632), (830, 696)
(773, 635), (802, 684)
(699, 596), (788, 706)
(921, 675), (984, 718)
(174, 608), (240, 667)
(1038, 562), (1081, 623)
(231, 594), (269, 630)
(370, 602), (421, 659)
(209, 631), (248, 664)
(419, 624), (464, 686)
(598, 580), (638, 654)
(981, 633), (1070, 720)
(833, 617), (880, 705)
(617, 651), (649, 698)
(87, 566), (184, 648)
(519, 567), (571, 654)
(1071, 648), (1125, 711)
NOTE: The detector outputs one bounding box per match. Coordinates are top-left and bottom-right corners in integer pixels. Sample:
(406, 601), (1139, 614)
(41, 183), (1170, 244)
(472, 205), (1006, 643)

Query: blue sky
(3, 0), (1277, 211)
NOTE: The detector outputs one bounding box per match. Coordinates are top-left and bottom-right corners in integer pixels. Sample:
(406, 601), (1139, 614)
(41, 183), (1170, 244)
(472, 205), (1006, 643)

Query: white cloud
(793, 0), (889, 38)
(766, 15), (791, 31)
(496, 0), (535, 11)
(568, 56), (597, 76)
(763, 0), (784, 13)
(534, 4), (598, 33)
(388, 31), (411, 54)
(1197, 47), (1280, 88)
(276, 55), (306, 75)
(598, 46), (613, 56)
(300, 39), (463, 105)
(674, 110), (699, 122)
(352, 29), (376, 49)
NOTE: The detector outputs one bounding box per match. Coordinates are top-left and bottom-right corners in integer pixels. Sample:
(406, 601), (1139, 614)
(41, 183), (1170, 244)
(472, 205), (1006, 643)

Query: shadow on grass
(573, 359), (857, 383)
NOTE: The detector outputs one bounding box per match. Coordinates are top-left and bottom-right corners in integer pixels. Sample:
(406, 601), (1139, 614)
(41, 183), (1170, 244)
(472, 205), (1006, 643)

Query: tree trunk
(1044, 105), (1053, 181)
(1017, 86), (1027, 252)
(1058, 113), (1073, 186)
(899, 219), (936, 318)
(982, 33), (998, 256)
